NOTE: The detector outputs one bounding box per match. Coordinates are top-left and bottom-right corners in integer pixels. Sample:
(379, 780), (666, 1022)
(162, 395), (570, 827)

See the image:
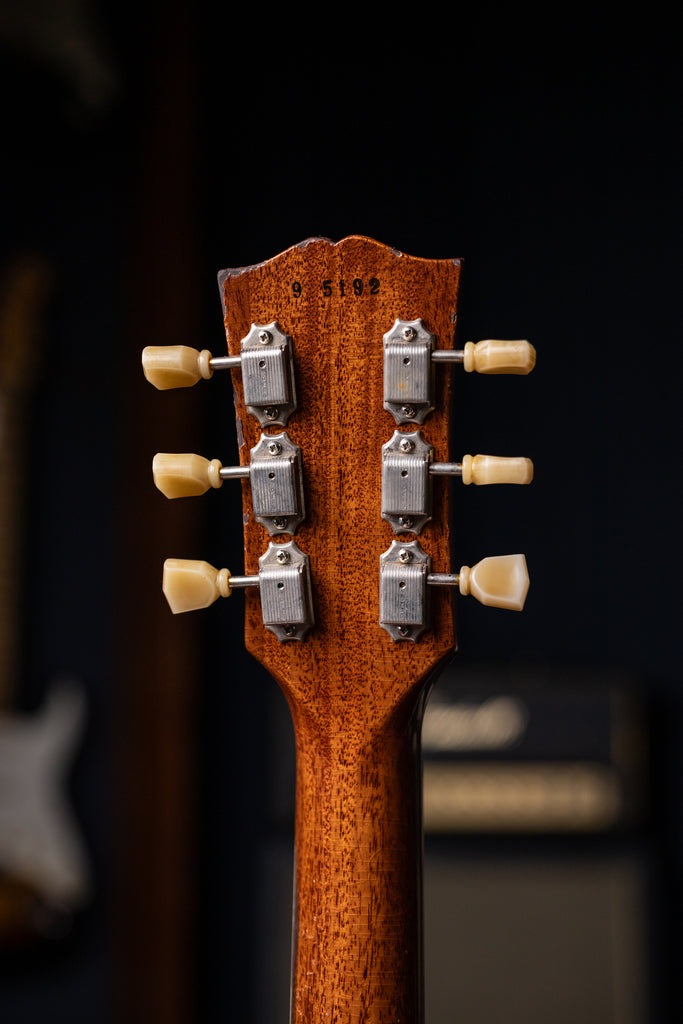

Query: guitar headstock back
(220, 236), (459, 714)
(144, 235), (534, 727)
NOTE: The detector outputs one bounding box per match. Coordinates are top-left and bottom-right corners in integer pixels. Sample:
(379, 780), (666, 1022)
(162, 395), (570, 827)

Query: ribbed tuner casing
(259, 562), (308, 626)
(383, 341), (432, 404)
(381, 452), (431, 517)
(241, 344), (290, 407)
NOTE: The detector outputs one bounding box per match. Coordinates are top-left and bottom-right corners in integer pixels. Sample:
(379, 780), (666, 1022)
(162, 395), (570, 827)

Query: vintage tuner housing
(383, 317), (535, 425)
(380, 540), (530, 642)
(249, 432), (305, 535)
(239, 321), (297, 427)
(151, 432), (305, 536)
(383, 318), (436, 425)
(379, 540), (431, 643)
(258, 540), (314, 642)
(141, 320), (297, 426)
(162, 539), (315, 641)
(381, 430), (433, 534)
(381, 429), (534, 535)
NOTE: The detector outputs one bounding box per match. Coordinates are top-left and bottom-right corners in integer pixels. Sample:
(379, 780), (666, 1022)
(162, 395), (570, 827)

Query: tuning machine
(152, 432), (305, 536)
(162, 540), (314, 642)
(379, 540), (529, 642)
(142, 321), (297, 426)
(381, 429), (533, 535)
(383, 318), (535, 425)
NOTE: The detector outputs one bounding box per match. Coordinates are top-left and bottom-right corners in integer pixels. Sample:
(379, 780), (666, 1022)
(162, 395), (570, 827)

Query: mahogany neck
(289, 693), (426, 1024)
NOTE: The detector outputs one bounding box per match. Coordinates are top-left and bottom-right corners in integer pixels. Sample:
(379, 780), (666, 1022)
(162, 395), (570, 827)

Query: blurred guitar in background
(0, 255), (90, 948)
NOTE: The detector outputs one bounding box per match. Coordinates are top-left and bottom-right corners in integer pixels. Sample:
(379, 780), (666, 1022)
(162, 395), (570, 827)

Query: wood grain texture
(219, 236), (461, 1023)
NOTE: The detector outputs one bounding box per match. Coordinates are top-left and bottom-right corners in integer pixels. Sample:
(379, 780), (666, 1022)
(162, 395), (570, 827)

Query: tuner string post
(428, 462), (463, 477)
(209, 354), (242, 371)
(218, 465), (251, 481)
(431, 349), (465, 364)
(227, 574), (260, 590)
(426, 573), (460, 587)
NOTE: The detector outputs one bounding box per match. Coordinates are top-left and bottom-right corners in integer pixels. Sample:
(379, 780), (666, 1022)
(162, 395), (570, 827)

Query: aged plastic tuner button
(161, 541), (314, 642)
(152, 433), (305, 536)
(142, 321), (297, 427)
(457, 454), (533, 486)
(153, 453), (230, 498)
(431, 554), (530, 611)
(142, 345), (236, 390)
(162, 559), (248, 614)
(433, 338), (536, 375)
(384, 318), (535, 424)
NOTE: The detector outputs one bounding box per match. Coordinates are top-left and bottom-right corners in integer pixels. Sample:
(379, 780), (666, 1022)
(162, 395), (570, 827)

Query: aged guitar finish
(224, 237), (457, 1024)
(143, 235), (533, 1023)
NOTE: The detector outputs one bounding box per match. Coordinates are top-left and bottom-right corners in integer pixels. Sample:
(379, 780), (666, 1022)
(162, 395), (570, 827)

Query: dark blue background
(1, 4), (680, 1022)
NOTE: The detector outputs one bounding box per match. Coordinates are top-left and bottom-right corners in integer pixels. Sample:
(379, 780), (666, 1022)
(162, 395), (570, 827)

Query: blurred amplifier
(422, 664), (646, 833)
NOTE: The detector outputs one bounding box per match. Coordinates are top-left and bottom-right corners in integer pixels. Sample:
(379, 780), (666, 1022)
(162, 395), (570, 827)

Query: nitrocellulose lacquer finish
(219, 236), (461, 1024)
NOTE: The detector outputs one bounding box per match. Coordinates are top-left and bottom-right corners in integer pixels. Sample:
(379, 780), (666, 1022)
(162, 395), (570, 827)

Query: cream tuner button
(153, 454), (229, 498)
(162, 559), (233, 614)
(460, 454), (533, 486)
(457, 554), (529, 611)
(462, 339), (536, 375)
(142, 345), (217, 390)
(162, 559), (258, 614)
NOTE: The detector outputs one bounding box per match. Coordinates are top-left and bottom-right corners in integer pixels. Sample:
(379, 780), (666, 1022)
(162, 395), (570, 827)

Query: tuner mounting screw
(283, 625), (296, 637)
(398, 516), (414, 530)
(398, 548), (412, 563)
(398, 438), (414, 453)
(258, 330), (272, 345)
(267, 440), (282, 455)
(401, 404), (416, 419)
(398, 626), (411, 637)
(273, 517), (288, 530)
(276, 549), (290, 564)
(263, 406), (279, 420)
(402, 326), (417, 341)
